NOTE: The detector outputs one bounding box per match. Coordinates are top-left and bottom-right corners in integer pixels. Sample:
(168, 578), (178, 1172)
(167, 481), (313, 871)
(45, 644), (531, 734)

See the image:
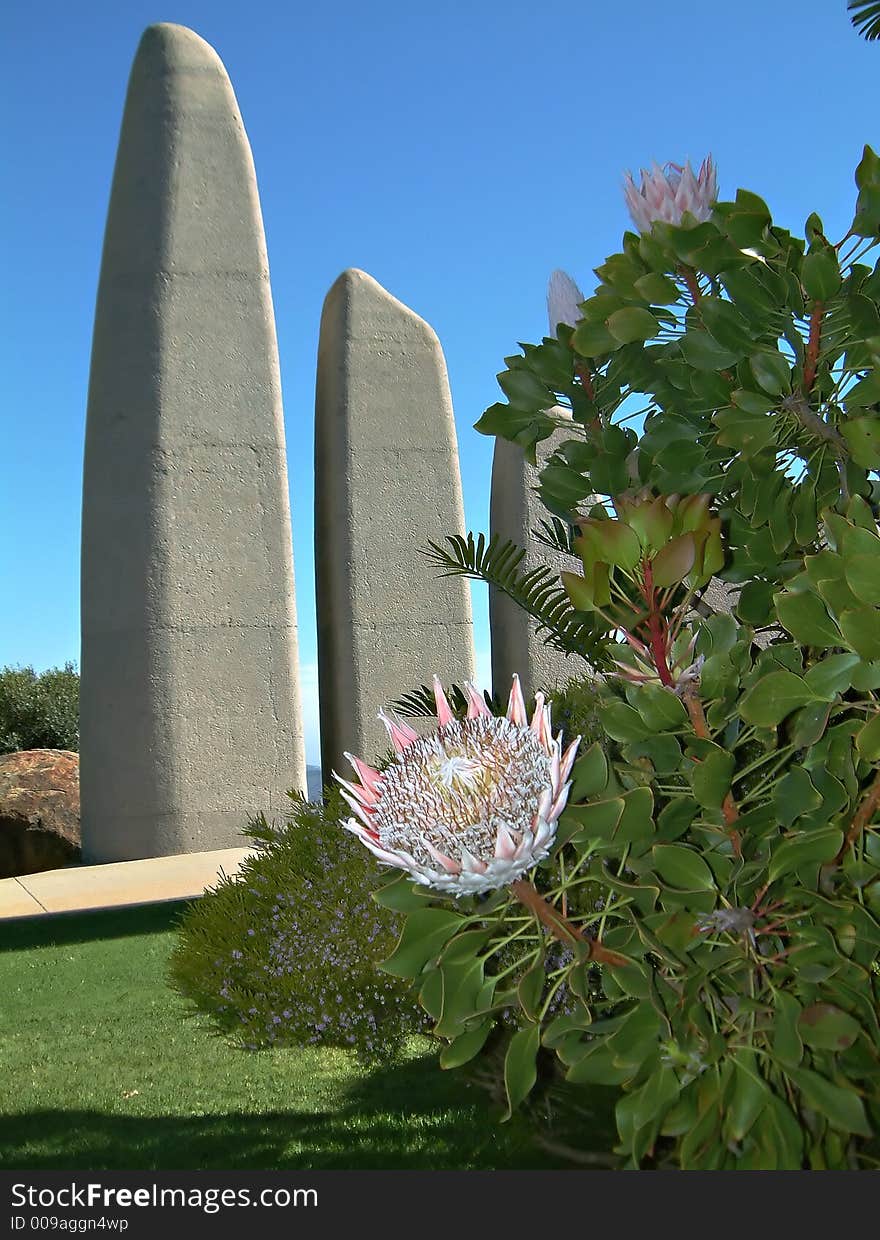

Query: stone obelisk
(315, 269), (476, 778)
(489, 421), (584, 705)
(81, 24), (306, 862)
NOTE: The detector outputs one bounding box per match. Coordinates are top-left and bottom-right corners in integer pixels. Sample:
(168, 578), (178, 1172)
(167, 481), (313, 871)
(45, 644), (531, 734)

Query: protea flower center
(335, 674), (581, 896)
(372, 716), (551, 870)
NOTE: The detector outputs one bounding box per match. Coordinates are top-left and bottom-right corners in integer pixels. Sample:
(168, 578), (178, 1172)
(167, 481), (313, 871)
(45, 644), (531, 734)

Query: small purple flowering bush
(168, 786), (428, 1060)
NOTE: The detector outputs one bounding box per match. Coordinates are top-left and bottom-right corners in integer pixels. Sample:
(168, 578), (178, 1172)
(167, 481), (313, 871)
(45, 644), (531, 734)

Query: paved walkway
(0, 847), (254, 921)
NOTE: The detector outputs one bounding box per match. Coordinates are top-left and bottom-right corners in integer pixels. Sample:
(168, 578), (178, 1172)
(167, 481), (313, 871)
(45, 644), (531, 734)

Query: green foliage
(0, 663), (79, 753)
(394, 153), (880, 1169)
(849, 1), (880, 42)
(168, 787), (427, 1061)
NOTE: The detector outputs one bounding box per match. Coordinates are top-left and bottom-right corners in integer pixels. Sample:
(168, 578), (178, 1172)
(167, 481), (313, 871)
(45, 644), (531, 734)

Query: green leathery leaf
(839, 607), (880, 659)
(774, 592), (840, 647)
(569, 742), (609, 799)
(381, 908), (466, 978)
(680, 330), (740, 371)
(856, 712), (880, 761)
(801, 251), (841, 301)
(750, 350), (792, 395)
(840, 416), (880, 469)
(439, 1019), (494, 1069)
(652, 534), (696, 587)
(789, 1068), (872, 1137)
(651, 844), (715, 892)
(633, 271), (679, 303)
(565, 1043), (632, 1086)
(688, 745), (735, 810)
(372, 874), (434, 913)
(803, 653), (861, 700)
(739, 670), (818, 726)
(497, 366), (551, 408)
(772, 993), (803, 1068)
(606, 306), (659, 344)
(580, 518), (642, 569)
(725, 1050), (771, 1142)
(847, 556), (880, 606)
(634, 683), (688, 731)
(599, 700), (650, 742)
(562, 796), (624, 842)
(517, 953), (546, 1021)
(697, 295), (755, 354)
(656, 797), (698, 842)
(773, 768), (822, 828)
(797, 1004), (862, 1051)
(768, 827), (844, 883)
(502, 1024), (541, 1120)
(572, 319), (616, 357)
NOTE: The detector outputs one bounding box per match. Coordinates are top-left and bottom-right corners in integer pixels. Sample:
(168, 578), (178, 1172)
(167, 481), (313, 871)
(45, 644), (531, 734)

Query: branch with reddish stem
(835, 770), (880, 864)
(679, 264), (702, 305)
(511, 879), (630, 968)
(802, 301), (824, 394)
(681, 686), (743, 859)
(642, 561), (675, 688)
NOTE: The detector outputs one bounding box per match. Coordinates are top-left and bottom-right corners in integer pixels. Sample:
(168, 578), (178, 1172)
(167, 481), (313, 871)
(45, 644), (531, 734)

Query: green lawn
(0, 903), (606, 1170)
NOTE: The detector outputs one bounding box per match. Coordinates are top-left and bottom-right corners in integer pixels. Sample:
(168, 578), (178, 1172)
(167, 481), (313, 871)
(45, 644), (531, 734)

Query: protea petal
(431, 675), (456, 728)
(422, 838), (463, 874)
(560, 736), (581, 785)
(333, 771), (380, 808)
(463, 679), (492, 719)
(377, 708), (419, 753)
(494, 823), (519, 861)
(506, 673), (528, 727)
(344, 751), (383, 795)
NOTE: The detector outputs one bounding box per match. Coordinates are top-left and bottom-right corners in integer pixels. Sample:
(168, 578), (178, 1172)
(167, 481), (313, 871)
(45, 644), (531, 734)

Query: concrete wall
(315, 269), (476, 776)
(489, 416), (591, 705)
(81, 24), (306, 862)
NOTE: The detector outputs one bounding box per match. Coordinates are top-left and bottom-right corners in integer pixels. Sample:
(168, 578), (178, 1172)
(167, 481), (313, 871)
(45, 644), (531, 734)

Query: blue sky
(0, 1), (875, 765)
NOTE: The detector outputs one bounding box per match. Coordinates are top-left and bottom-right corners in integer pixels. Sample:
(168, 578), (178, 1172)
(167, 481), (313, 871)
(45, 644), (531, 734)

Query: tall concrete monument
(489, 419), (584, 705)
(81, 24), (307, 862)
(315, 269), (476, 777)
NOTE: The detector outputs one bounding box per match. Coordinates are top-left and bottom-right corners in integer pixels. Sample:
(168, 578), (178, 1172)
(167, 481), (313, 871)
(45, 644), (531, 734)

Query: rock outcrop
(0, 749), (80, 878)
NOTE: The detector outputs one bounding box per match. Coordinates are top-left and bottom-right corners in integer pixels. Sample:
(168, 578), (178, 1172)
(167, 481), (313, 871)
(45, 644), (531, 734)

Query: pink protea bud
(547, 269), (585, 333)
(623, 156), (717, 234)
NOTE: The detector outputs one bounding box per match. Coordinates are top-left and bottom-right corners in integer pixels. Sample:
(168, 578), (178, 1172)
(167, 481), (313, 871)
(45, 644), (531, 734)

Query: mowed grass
(0, 903), (583, 1170)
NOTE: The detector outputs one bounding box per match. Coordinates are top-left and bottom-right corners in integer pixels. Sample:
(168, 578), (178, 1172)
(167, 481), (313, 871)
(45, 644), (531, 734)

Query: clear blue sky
(0, 1), (875, 764)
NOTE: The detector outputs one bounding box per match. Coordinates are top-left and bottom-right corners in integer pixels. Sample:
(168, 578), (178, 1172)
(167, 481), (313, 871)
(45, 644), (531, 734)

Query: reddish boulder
(0, 749), (80, 879)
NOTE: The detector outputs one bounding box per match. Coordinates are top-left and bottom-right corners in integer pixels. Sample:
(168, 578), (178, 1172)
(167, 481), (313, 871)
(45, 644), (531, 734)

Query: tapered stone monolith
(315, 269), (476, 777)
(81, 24), (306, 862)
(490, 416), (589, 705)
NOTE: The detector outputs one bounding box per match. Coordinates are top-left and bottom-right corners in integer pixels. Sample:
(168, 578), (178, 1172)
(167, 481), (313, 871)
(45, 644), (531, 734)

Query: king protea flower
(623, 156), (717, 233)
(547, 269), (585, 333)
(334, 674), (581, 897)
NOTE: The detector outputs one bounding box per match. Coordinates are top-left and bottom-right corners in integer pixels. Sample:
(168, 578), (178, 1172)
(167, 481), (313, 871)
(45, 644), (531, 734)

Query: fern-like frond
(849, 0), (880, 40)
(531, 516), (580, 557)
(389, 682), (506, 720)
(421, 533), (607, 664)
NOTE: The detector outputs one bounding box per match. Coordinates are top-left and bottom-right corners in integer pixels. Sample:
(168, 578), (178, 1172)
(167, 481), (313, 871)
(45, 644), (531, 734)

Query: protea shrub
(349, 148), (880, 1169)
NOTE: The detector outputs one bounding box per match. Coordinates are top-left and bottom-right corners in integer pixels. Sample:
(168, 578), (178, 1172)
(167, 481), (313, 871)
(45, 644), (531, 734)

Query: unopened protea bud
(623, 157), (717, 234)
(547, 269), (585, 333)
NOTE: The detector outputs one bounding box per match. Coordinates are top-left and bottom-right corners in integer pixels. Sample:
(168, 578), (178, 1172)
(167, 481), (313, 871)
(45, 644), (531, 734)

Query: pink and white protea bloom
(623, 156), (717, 233)
(334, 674), (581, 897)
(547, 269), (585, 332)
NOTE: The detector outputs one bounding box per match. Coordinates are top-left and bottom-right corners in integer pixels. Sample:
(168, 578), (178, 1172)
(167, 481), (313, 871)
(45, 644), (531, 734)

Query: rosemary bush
(168, 787), (427, 1060)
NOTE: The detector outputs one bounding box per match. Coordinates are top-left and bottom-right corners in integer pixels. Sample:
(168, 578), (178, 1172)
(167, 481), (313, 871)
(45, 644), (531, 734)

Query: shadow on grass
(0, 1053), (565, 1171)
(0, 901), (192, 953)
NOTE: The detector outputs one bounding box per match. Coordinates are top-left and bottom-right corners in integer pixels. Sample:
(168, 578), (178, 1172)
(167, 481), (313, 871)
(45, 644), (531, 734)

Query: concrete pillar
(81, 23), (306, 862)
(489, 417), (588, 705)
(315, 269), (476, 776)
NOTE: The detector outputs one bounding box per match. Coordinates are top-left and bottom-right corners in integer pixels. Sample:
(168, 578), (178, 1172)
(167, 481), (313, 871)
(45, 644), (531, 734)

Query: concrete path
(0, 847), (254, 922)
